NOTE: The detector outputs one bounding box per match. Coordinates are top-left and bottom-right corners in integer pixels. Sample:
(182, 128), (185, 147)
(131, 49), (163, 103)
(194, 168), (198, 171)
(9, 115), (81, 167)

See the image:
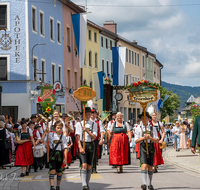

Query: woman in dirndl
(151, 112), (165, 173)
(15, 119), (36, 177)
(109, 112), (132, 173)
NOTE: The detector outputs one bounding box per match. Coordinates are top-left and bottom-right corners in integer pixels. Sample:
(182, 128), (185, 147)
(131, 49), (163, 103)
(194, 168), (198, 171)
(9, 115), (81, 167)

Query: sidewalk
(163, 147), (200, 174)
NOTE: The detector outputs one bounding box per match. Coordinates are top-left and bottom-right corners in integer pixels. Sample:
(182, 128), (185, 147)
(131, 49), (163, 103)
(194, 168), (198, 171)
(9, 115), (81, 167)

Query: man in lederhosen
(76, 107), (97, 190)
(90, 108), (104, 173)
(135, 112), (159, 190)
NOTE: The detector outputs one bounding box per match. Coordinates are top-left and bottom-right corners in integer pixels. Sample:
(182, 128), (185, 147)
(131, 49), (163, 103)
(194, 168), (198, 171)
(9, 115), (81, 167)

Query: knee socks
(148, 170), (153, 186)
(141, 170), (147, 185)
(80, 169), (87, 187)
(57, 175), (62, 181)
(49, 174), (55, 180)
(86, 168), (92, 186)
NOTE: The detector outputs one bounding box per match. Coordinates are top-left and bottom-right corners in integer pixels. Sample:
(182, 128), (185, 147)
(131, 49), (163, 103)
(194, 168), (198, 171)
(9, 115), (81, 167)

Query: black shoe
(83, 186), (89, 190)
(178, 149), (180, 152)
(56, 186), (60, 190)
(40, 166), (43, 170)
(50, 187), (55, 190)
(153, 169), (158, 173)
(26, 172), (29, 176)
(141, 184), (147, 190)
(107, 152), (109, 155)
(66, 167), (69, 169)
(148, 185), (154, 190)
(93, 169), (97, 173)
(34, 169), (38, 172)
(45, 164), (49, 169)
(103, 153), (105, 155)
(20, 173), (25, 177)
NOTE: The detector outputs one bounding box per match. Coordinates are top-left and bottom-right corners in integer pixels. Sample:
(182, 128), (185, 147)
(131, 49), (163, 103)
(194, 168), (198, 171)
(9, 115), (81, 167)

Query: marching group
(0, 108), (168, 190)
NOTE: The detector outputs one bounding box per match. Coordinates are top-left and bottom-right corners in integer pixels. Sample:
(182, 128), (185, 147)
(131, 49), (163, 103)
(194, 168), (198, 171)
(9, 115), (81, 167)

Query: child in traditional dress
(135, 112), (159, 190)
(66, 129), (73, 169)
(41, 120), (68, 190)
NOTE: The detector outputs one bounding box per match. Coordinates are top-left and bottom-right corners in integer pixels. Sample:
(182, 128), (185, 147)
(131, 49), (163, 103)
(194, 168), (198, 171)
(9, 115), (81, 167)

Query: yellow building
(83, 20), (102, 114)
(117, 39), (147, 124)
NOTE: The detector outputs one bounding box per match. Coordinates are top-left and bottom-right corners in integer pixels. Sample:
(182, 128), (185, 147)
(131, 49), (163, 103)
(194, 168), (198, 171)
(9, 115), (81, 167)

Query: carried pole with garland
(124, 80), (159, 157)
(73, 85), (96, 151)
(38, 84), (56, 163)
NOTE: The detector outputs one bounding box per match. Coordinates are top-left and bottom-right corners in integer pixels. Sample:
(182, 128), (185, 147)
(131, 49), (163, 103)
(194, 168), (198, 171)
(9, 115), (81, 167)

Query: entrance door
(2, 106), (18, 124)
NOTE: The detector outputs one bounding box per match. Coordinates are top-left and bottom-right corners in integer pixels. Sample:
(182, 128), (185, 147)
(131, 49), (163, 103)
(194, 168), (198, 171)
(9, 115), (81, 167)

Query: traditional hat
(30, 114), (37, 119)
(62, 113), (68, 118)
(91, 108), (97, 113)
(85, 107), (91, 113)
(138, 112), (152, 119)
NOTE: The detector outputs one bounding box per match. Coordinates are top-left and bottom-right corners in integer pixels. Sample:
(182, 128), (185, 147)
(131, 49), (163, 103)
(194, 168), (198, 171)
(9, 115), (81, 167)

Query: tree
(159, 86), (181, 119)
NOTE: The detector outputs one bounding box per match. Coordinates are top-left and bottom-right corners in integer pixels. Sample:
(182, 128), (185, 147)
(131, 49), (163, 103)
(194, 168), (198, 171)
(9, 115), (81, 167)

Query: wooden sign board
(73, 86), (96, 102)
(128, 85), (158, 106)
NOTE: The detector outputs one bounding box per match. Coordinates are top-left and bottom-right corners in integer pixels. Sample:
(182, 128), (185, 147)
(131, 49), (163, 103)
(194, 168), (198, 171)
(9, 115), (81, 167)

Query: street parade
(0, 0), (200, 190)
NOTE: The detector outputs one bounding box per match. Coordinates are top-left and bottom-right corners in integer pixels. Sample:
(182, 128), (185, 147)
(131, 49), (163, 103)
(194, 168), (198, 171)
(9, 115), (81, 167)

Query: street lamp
(31, 43), (46, 80)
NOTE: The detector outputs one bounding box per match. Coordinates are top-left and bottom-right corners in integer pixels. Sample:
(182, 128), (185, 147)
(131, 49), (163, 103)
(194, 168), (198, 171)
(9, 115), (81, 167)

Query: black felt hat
(34, 125), (41, 129)
(85, 107), (91, 113)
(138, 112), (152, 119)
(28, 121), (35, 126)
(30, 114), (37, 119)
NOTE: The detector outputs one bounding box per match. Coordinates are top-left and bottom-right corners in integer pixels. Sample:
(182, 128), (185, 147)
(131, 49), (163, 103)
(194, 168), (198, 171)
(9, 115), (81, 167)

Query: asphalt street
(1, 148), (200, 190)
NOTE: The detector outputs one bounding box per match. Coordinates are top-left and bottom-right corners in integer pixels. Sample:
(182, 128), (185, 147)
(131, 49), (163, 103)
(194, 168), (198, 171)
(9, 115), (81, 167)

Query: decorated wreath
(104, 78), (112, 83)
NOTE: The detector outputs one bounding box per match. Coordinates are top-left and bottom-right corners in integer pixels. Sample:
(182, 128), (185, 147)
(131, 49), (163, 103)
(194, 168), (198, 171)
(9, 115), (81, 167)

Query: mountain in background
(161, 81), (200, 107)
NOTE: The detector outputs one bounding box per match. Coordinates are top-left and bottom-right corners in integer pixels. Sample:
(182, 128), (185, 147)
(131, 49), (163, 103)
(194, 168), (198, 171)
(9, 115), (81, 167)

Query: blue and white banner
(160, 95), (170, 109)
(93, 71), (103, 100)
(112, 47), (126, 86)
(71, 13), (87, 68)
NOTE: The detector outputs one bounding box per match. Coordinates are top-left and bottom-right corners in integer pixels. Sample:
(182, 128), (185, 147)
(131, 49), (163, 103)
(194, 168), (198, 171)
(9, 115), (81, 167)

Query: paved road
(1, 148), (200, 190)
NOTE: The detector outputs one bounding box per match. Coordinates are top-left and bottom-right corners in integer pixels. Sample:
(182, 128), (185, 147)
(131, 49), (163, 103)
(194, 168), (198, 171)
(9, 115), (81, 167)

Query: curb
(163, 148), (200, 175)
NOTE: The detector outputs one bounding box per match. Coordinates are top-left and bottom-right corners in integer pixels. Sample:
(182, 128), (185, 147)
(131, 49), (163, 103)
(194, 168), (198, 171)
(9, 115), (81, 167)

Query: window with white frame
(33, 57), (38, 81)
(50, 17), (54, 41)
(58, 65), (62, 82)
(0, 57), (7, 80)
(138, 77), (140, 81)
(137, 54), (139, 66)
(106, 39), (108, 49)
(95, 53), (98, 68)
(102, 59), (104, 73)
(129, 50), (131, 63)
(107, 61), (109, 76)
(135, 52), (137, 65)
(135, 77), (137, 82)
(101, 36), (103, 47)
(110, 40), (112, 50)
(0, 5), (7, 28)
(94, 32), (97, 43)
(83, 79), (87, 85)
(57, 21), (61, 43)
(32, 6), (37, 32)
(126, 49), (128, 62)
(40, 11), (44, 36)
(132, 75), (134, 83)
(142, 55), (145, 68)
(41, 59), (46, 82)
(89, 51), (92, 67)
(154, 66), (156, 78)
(74, 72), (78, 89)
(111, 62), (113, 78)
(67, 27), (70, 47)
(132, 51), (134, 64)
(88, 29), (91, 40)
(52, 63), (56, 84)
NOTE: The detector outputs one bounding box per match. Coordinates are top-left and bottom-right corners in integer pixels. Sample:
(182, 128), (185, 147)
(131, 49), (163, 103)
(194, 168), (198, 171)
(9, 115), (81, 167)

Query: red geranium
(138, 81), (141, 85)
(134, 83), (138, 87)
(144, 80), (147, 83)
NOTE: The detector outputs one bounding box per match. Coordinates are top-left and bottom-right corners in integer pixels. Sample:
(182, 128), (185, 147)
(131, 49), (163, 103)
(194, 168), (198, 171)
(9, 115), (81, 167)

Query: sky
(72, 0), (200, 87)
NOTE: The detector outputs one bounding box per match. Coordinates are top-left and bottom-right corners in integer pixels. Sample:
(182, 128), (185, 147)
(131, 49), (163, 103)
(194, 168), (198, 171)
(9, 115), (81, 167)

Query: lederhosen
(79, 122), (94, 166)
(140, 125), (155, 167)
(49, 133), (64, 173)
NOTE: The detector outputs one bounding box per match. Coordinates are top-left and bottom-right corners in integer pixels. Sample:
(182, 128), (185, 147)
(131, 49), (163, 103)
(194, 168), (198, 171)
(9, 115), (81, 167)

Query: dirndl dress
(109, 122), (130, 166)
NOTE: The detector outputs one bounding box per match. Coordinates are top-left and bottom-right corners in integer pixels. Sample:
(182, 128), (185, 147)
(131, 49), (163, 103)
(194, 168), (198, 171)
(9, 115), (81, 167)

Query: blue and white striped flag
(71, 13), (87, 68)
(93, 71), (103, 100)
(160, 95), (170, 109)
(112, 47), (126, 86)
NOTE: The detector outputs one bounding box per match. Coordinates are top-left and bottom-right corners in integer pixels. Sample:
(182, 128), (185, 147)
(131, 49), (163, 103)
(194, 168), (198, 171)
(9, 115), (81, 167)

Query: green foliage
(190, 102), (200, 121)
(159, 86), (181, 119)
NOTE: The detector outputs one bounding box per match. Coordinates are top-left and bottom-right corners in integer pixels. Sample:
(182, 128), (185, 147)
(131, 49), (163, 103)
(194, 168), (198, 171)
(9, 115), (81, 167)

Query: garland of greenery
(123, 80), (161, 90)
(190, 103), (200, 121)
